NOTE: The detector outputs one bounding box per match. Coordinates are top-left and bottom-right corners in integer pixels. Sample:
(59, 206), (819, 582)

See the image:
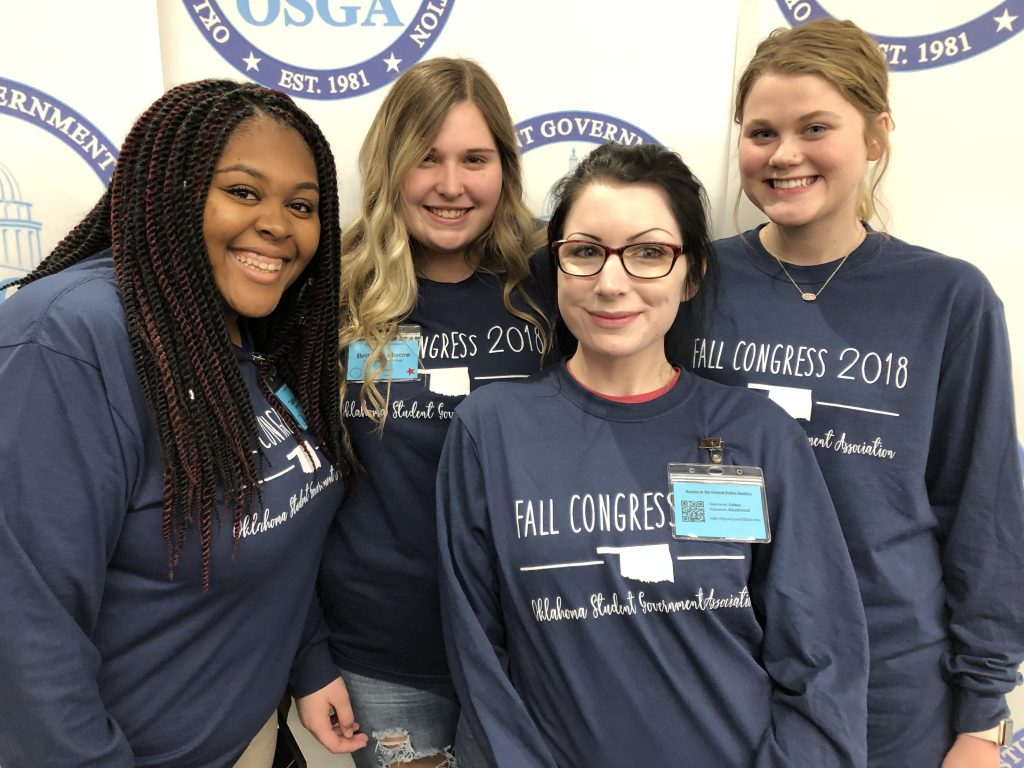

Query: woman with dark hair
(0, 79), (366, 767)
(436, 142), (870, 768)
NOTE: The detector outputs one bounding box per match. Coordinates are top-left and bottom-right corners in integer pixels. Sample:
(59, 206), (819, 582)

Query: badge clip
(699, 436), (724, 465)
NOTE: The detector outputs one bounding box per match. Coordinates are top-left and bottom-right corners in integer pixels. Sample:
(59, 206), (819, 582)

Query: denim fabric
(340, 668), (458, 768)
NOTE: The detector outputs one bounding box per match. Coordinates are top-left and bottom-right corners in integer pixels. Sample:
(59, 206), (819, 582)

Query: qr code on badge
(680, 500), (705, 523)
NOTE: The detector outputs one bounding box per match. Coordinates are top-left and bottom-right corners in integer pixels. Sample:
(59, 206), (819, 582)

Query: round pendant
(801, 292), (817, 302)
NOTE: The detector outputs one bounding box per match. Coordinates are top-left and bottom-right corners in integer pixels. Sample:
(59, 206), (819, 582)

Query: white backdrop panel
(0, 0), (164, 294)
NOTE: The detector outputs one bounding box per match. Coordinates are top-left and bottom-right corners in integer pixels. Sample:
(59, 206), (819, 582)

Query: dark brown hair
(546, 142), (716, 360)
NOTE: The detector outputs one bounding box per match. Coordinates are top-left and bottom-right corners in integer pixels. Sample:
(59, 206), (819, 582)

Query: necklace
(767, 227), (866, 302)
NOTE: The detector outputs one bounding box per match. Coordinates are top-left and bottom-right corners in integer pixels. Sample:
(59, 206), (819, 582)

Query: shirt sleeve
(436, 416), (560, 768)
(928, 302), (1024, 732)
(750, 425), (870, 768)
(0, 341), (135, 767)
(288, 590), (340, 697)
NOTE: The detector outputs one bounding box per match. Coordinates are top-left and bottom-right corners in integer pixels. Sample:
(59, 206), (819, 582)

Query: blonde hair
(734, 18), (893, 223)
(340, 57), (546, 422)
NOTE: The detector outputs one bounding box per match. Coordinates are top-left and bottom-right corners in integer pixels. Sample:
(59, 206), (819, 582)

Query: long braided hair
(18, 80), (347, 589)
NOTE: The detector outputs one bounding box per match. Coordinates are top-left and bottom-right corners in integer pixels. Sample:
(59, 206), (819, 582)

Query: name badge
(668, 463), (771, 543)
(346, 325), (421, 383)
(258, 357), (309, 431)
(273, 382), (308, 430)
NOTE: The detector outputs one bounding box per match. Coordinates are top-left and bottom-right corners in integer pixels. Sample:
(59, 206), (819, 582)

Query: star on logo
(383, 52), (402, 73)
(994, 8), (1018, 31)
(243, 52), (262, 72)
(406, 368), (416, 376)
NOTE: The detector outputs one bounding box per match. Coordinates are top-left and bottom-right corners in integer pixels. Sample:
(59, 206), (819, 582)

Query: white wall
(2, 0), (1022, 755)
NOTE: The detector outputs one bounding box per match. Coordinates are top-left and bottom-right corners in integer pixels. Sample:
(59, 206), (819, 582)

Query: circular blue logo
(184, 0), (455, 100)
(514, 111), (662, 218)
(515, 111), (661, 153)
(774, 1), (1023, 70)
(0, 77), (118, 184)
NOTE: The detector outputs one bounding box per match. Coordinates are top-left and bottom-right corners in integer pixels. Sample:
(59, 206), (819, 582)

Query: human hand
(940, 733), (1000, 768)
(295, 677), (369, 754)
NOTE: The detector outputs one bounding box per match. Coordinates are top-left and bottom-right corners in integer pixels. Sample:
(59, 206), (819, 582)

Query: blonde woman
(683, 19), (1024, 768)
(297, 58), (547, 768)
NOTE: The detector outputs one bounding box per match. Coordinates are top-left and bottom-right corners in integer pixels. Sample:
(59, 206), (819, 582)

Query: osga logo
(0, 77), (117, 302)
(0, 160), (41, 303)
(185, 0), (454, 99)
(775, 1), (1022, 70)
(515, 111), (661, 218)
(0, 78), (117, 184)
(515, 111), (660, 154)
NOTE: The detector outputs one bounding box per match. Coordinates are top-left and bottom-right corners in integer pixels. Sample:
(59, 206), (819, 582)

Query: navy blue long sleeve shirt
(438, 365), (869, 767)
(681, 228), (1024, 765)
(0, 254), (343, 767)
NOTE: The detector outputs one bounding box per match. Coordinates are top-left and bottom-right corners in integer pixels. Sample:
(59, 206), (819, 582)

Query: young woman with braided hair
(0, 80), (367, 767)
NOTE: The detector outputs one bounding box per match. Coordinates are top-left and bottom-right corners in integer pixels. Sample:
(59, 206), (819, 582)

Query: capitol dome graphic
(0, 161), (42, 303)
(541, 148), (580, 220)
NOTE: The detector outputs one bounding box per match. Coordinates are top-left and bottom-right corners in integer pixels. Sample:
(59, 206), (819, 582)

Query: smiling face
(400, 100), (503, 268)
(738, 72), (884, 237)
(202, 116), (320, 343)
(557, 182), (687, 377)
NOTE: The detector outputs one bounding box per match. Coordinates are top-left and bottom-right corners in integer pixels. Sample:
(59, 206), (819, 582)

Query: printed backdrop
(1, 0), (1022, 744)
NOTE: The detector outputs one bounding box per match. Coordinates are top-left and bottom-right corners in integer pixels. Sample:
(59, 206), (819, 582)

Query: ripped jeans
(339, 667), (458, 768)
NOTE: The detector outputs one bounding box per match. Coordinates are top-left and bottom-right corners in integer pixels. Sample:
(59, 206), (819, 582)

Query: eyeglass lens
(557, 241), (677, 278)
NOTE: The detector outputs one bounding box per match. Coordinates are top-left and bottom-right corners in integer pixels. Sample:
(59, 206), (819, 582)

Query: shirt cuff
(954, 688), (1011, 733)
(289, 640), (339, 698)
